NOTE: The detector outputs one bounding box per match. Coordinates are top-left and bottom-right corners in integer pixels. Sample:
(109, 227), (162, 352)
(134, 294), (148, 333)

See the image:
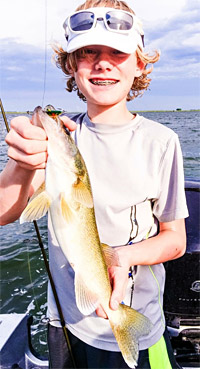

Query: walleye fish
(20, 107), (152, 368)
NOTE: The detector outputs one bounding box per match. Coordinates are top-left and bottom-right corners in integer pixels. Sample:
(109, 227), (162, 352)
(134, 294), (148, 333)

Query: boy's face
(72, 45), (144, 112)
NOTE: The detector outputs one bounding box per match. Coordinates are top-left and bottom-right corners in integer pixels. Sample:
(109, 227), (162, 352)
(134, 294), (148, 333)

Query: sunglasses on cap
(64, 8), (143, 38)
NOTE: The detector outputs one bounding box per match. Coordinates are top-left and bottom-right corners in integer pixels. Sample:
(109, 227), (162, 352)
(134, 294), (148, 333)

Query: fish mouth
(89, 79), (119, 86)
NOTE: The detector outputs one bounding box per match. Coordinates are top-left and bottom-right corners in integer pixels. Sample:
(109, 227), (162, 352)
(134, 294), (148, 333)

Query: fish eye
(64, 127), (70, 136)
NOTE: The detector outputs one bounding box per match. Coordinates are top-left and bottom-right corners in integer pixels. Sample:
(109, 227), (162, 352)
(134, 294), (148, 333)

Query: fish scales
(20, 107), (152, 368)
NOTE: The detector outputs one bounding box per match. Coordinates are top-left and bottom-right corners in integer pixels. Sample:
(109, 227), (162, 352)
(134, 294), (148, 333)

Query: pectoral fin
(75, 273), (99, 315)
(60, 193), (76, 223)
(20, 189), (51, 223)
(29, 181), (46, 201)
(72, 179), (93, 208)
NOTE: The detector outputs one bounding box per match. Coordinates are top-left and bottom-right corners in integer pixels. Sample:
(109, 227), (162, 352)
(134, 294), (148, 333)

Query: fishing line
(0, 97), (77, 368)
(26, 241), (41, 313)
(41, 0), (48, 108)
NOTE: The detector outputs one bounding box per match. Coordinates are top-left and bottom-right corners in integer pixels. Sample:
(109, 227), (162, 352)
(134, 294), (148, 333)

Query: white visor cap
(63, 7), (144, 54)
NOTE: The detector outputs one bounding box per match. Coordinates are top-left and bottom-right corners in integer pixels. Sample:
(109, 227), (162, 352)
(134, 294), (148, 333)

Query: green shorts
(48, 325), (180, 369)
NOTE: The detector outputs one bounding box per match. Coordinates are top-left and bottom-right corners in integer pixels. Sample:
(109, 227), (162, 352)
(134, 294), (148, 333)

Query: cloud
(1, 39), (45, 84)
(0, 38), (64, 110)
(132, 0), (187, 21)
(147, 7), (200, 51)
(144, 0), (200, 81)
(1, 0), (84, 48)
(4, 66), (24, 73)
(1, 0), (188, 47)
(1, 0), (199, 111)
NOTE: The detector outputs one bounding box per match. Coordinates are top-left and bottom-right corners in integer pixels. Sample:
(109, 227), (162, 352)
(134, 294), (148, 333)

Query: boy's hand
(6, 116), (48, 170)
(95, 249), (130, 319)
(5, 115), (77, 171)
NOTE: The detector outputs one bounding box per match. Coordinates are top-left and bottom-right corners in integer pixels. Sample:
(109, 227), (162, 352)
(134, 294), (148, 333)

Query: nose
(94, 52), (113, 71)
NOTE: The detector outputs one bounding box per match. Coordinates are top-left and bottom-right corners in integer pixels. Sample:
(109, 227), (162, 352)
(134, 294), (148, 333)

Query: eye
(77, 47), (98, 60)
(84, 47), (97, 55)
(112, 49), (126, 56)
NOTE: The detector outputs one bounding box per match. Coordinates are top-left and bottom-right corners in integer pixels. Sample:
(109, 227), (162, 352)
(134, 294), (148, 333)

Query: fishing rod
(0, 98), (10, 132)
(0, 98), (77, 368)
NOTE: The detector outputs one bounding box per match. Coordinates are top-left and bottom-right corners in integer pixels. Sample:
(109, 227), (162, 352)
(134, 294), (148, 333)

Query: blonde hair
(53, 0), (160, 102)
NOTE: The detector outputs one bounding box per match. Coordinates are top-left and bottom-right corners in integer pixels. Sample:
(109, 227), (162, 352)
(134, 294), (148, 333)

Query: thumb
(60, 116), (77, 131)
(108, 267), (124, 311)
(110, 294), (120, 311)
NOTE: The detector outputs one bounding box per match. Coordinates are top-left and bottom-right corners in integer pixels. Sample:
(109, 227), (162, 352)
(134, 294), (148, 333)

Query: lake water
(0, 111), (199, 356)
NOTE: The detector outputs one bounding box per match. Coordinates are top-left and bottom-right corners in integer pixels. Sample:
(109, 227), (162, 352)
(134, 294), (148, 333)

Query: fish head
(32, 106), (69, 137)
(32, 106), (78, 167)
(32, 107), (87, 180)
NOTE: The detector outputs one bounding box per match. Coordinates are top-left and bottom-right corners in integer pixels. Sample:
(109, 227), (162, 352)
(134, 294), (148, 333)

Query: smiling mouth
(89, 79), (119, 86)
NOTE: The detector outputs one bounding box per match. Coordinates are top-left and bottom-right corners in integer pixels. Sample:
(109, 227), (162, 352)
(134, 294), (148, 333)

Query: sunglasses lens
(106, 11), (133, 31)
(70, 12), (95, 31)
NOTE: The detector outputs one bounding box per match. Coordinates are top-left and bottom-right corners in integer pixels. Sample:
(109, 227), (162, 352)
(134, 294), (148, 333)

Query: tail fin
(109, 304), (152, 368)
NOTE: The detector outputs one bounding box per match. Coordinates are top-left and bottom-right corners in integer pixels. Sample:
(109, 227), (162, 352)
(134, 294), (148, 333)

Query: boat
(164, 179), (200, 369)
(0, 179), (199, 369)
(0, 314), (48, 369)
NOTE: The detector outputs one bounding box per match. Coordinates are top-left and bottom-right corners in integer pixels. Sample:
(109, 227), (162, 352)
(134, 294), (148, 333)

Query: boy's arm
(116, 218), (186, 266)
(0, 159), (44, 225)
(0, 115), (47, 225)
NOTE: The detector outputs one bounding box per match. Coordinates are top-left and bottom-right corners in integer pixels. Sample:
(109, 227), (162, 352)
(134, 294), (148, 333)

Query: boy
(0, 0), (188, 368)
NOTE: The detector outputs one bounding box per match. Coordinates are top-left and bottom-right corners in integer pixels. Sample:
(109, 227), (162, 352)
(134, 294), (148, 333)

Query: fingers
(60, 116), (77, 131)
(95, 305), (108, 319)
(7, 146), (47, 170)
(109, 266), (129, 311)
(95, 265), (129, 317)
(5, 116), (48, 170)
(10, 116), (47, 140)
(6, 125), (48, 154)
(5, 115), (76, 171)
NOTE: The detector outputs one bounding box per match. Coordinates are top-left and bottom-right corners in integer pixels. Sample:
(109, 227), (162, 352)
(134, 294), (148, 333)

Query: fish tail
(109, 304), (153, 368)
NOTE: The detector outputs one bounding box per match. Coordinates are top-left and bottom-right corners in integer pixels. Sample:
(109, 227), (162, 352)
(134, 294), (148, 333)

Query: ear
(67, 67), (74, 77)
(135, 59), (145, 77)
(65, 60), (75, 77)
(70, 70), (75, 77)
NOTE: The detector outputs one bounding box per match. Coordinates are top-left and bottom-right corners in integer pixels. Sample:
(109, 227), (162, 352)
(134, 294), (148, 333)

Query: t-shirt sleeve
(152, 133), (189, 222)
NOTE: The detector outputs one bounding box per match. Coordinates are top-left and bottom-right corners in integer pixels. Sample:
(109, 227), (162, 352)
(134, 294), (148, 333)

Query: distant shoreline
(1, 109), (200, 115)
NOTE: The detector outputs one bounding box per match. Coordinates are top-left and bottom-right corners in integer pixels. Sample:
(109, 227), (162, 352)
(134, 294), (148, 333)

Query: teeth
(91, 80), (117, 86)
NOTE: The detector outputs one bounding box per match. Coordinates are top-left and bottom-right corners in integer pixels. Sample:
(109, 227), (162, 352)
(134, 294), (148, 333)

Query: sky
(0, 0), (200, 112)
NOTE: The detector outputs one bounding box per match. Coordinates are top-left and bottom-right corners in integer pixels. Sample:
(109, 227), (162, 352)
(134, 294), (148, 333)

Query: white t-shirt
(47, 113), (188, 350)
